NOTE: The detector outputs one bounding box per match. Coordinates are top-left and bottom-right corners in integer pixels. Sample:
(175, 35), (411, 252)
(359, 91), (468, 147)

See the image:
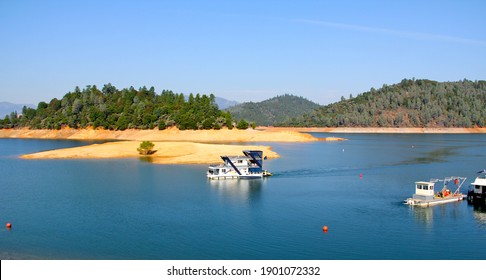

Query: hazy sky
(1, 0), (485, 105)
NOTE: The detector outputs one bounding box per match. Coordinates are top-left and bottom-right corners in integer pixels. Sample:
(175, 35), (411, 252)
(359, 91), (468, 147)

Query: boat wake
(271, 166), (358, 178)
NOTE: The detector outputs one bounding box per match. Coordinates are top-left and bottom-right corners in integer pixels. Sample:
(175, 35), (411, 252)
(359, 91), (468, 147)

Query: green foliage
(137, 141), (156, 155)
(2, 84), (239, 130)
(236, 119), (249, 129)
(227, 94), (320, 126)
(283, 79), (486, 128)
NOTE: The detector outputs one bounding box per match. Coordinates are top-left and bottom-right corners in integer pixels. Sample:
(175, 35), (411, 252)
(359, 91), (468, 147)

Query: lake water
(0, 134), (485, 260)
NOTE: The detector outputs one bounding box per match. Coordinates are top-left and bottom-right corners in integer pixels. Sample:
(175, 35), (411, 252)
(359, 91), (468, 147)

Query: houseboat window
(423, 185), (428, 190)
(430, 186), (433, 190)
(417, 185), (422, 190)
(238, 160), (243, 164)
(475, 185), (480, 190)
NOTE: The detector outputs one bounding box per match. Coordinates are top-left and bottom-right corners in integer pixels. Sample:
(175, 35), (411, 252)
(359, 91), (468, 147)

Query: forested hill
(283, 79), (486, 128)
(227, 94), (320, 126)
(0, 84), (237, 130)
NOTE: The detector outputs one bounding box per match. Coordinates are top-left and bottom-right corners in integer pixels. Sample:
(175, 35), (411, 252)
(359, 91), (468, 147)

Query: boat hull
(404, 195), (466, 207)
(467, 190), (486, 205)
(207, 173), (263, 180)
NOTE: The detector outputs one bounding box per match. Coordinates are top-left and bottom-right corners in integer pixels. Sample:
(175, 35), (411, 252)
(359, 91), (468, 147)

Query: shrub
(137, 141), (156, 155)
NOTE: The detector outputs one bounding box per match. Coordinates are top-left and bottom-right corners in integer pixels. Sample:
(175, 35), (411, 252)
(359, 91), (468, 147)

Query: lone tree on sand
(137, 141), (157, 155)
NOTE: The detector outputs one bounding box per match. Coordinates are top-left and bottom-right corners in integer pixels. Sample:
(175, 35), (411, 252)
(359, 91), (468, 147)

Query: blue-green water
(0, 134), (485, 260)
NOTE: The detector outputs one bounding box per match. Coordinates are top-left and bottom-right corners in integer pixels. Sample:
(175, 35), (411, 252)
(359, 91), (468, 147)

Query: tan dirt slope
(0, 126), (345, 141)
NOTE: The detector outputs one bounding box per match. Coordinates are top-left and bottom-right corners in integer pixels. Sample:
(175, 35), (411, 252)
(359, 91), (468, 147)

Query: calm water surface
(0, 134), (485, 259)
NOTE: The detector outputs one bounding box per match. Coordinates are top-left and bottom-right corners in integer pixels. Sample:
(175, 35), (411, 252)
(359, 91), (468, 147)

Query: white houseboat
(207, 150), (272, 180)
(404, 176), (467, 207)
(467, 170), (486, 206)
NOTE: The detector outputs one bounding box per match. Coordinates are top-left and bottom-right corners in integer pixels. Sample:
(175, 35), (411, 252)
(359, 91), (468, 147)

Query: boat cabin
(472, 174), (486, 195)
(413, 181), (435, 201)
(468, 172), (486, 205)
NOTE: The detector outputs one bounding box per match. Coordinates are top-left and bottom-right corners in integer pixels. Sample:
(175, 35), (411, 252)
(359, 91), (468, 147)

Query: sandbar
(21, 141), (279, 164)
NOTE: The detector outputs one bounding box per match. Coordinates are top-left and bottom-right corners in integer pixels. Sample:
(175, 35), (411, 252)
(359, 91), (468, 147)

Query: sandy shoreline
(7, 127), (337, 164)
(21, 141), (280, 164)
(258, 126), (486, 134)
(0, 126), (336, 142)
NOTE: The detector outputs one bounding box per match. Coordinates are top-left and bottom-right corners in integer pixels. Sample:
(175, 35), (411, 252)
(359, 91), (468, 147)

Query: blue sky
(1, 0), (485, 105)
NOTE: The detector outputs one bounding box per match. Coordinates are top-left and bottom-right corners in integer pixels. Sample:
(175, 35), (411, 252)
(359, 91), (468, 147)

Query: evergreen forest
(283, 79), (486, 128)
(0, 84), (236, 130)
(227, 94), (320, 126)
(2, 79), (485, 130)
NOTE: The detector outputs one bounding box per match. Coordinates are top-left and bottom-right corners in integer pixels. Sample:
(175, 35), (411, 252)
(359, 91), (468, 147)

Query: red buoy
(6, 223), (12, 229)
(322, 225), (328, 232)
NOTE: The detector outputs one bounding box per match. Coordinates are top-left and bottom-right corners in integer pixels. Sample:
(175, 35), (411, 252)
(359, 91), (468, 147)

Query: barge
(404, 176), (467, 207)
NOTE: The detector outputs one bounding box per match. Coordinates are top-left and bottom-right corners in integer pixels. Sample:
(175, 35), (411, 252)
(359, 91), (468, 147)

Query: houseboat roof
(415, 181), (435, 185)
(472, 176), (486, 186)
(224, 155), (253, 160)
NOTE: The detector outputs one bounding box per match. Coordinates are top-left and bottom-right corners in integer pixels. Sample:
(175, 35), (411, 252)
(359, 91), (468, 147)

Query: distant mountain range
(226, 94), (320, 126)
(215, 97), (239, 110)
(0, 102), (35, 118)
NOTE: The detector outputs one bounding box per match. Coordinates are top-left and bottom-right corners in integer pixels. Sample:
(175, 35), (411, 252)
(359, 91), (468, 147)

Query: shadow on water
(397, 146), (460, 165)
(471, 204), (486, 213)
(139, 156), (154, 163)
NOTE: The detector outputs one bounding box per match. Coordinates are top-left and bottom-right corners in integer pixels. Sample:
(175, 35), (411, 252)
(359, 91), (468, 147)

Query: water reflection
(409, 202), (465, 228)
(472, 206), (486, 229)
(208, 179), (264, 205)
(410, 206), (434, 228)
